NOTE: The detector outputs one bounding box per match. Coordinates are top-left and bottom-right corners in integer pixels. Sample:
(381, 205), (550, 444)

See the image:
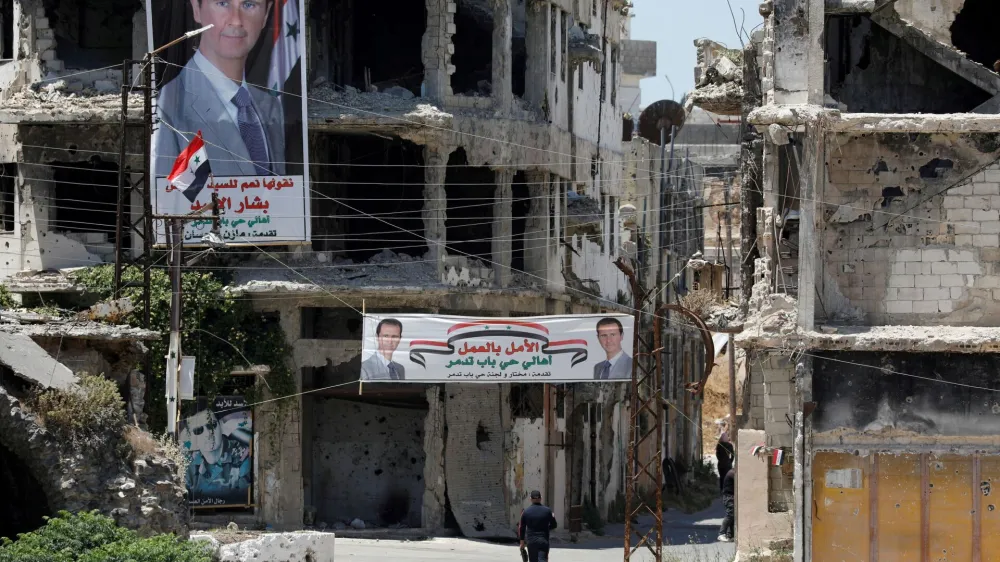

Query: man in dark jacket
(718, 466), (735, 542)
(716, 430), (735, 493)
(519, 490), (558, 562)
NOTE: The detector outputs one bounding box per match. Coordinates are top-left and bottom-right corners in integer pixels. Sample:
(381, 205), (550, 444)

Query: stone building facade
(0, 0), (713, 538)
(689, 0), (1000, 559)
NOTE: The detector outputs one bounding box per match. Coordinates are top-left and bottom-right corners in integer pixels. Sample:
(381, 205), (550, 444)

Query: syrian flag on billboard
(267, 0), (300, 96)
(167, 132), (212, 203)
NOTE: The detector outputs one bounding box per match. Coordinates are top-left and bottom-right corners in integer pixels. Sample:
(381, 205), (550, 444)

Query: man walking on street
(519, 490), (557, 562)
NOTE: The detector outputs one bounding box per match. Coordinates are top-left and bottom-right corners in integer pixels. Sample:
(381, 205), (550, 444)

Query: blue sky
(629, 0), (764, 107)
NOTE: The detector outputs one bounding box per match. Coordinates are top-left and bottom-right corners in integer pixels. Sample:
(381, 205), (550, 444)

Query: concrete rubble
(215, 532), (336, 562)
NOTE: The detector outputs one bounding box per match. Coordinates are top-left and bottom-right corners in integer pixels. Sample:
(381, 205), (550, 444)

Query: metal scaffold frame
(113, 57), (154, 416)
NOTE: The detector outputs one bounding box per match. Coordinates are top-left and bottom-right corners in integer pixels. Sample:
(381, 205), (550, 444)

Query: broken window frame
(0, 164), (15, 233)
(561, 11), (569, 82)
(610, 47), (617, 107)
(0, 0), (12, 61)
(550, 6), (558, 77)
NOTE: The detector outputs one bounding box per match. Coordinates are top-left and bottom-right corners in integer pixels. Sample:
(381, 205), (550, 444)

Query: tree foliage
(74, 264), (293, 433)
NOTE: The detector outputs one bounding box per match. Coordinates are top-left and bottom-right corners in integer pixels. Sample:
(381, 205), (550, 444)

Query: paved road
(333, 500), (735, 562)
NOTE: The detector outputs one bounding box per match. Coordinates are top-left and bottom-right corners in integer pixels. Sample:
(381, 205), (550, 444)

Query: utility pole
(161, 194), (221, 440)
(112, 24), (214, 437)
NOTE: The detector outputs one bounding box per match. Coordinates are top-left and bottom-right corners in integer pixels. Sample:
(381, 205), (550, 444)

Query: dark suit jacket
(153, 56), (286, 178)
(593, 354), (632, 380)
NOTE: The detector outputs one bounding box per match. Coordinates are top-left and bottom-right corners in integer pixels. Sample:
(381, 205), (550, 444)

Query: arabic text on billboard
(360, 314), (635, 383)
(179, 395), (253, 508)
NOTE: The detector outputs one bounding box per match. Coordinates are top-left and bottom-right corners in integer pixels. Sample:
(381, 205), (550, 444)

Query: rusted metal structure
(616, 257), (716, 562)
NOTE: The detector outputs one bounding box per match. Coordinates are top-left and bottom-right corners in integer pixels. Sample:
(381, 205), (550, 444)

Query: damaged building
(684, 0), (1000, 559)
(0, 0), (721, 540)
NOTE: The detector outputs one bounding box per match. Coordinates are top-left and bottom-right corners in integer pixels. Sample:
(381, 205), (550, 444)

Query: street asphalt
(332, 499), (735, 562)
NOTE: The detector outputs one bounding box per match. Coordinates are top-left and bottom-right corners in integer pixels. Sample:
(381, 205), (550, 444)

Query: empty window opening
(561, 11), (568, 81)
(47, 0), (137, 69)
(826, 15), (990, 113)
(548, 175), (557, 241)
(53, 159), (118, 235)
(509, 383), (544, 419)
(0, 164), (15, 232)
(311, 134), (426, 261)
(550, 6), (557, 76)
(600, 40), (607, 102)
(610, 47), (618, 107)
(0, 0), (12, 60)
(452, 0), (494, 96)
(952, 1), (1000, 71)
(318, 0), (426, 95)
(301, 307), (362, 340)
(444, 148), (495, 262)
(0, 442), (51, 538)
(512, 0), (527, 98)
(511, 171), (529, 273)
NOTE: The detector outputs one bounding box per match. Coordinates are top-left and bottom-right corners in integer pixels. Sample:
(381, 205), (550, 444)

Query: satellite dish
(638, 100), (686, 145)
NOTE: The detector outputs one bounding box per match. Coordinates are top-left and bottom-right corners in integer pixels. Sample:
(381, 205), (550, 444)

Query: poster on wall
(179, 395), (253, 508)
(147, 0), (310, 245)
(360, 314), (635, 383)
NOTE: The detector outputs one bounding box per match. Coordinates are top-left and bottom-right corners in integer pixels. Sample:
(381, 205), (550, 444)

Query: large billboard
(179, 395), (253, 508)
(360, 314), (635, 383)
(148, 0), (310, 244)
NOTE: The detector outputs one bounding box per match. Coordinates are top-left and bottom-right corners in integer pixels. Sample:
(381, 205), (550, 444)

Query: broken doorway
(311, 134), (427, 261)
(444, 148), (495, 262)
(319, 0), (426, 95)
(52, 159), (118, 237)
(309, 393), (428, 528)
(452, 0), (493, 96)
(0, 442), (51, 539)
(46, 0), (137, 69)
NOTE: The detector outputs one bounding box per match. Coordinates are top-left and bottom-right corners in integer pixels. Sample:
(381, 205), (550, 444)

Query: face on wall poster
(179, 396), (253, 507)
(148, 0), (310, 245)
(360, 314), (636, 383)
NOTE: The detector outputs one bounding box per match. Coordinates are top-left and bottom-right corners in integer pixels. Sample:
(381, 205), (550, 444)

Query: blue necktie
(600, 361), (611, 379)
(231, 87), (270, 175)
(389, 363), (399, 380)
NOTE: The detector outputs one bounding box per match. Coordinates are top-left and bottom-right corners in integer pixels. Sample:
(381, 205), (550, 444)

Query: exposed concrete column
(523, 0), (549, 109)
(20, 164), (52, 272)
(792, 357), (813, 562)
(524, 170), (548, 280)
(423, 145), (448, 276)
(771, 0), (824, 105)
(258, 305), (305, 530)
(796, 131), (822, 330)
(492, 169), (514, 287)
(422, 385), (447, 530)
(491, 0), (513, 110)
(422, 0), (455, 99)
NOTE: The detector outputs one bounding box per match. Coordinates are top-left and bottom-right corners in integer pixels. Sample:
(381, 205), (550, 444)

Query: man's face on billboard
(186, 410), (223, 456)
(377, 324), (402, 357)
(191, 0), (270, 66)
(597, 323), (623, 357)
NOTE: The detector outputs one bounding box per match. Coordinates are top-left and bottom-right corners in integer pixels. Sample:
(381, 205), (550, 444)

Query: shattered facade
(686, 0), (1000, 559)
(0, 0), (683, 539)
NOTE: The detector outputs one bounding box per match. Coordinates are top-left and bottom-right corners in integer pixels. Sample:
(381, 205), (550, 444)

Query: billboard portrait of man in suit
(152, 0), (289, 179)
(361, 318), (407, 381)
(593, 317), (632, 380)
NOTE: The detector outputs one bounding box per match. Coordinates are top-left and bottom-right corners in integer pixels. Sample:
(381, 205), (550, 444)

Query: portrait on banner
(148, 0), (310, 244)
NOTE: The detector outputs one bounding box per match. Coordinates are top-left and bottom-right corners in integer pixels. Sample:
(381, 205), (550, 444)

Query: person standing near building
(718, 465), (735, 543)
(716, 420), (735, 493)
(519, 490), (558, 562)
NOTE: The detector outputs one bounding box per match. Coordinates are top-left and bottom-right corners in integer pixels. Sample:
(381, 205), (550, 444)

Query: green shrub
(0, 511), (212, 562)
(30, 375), (125, 449)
